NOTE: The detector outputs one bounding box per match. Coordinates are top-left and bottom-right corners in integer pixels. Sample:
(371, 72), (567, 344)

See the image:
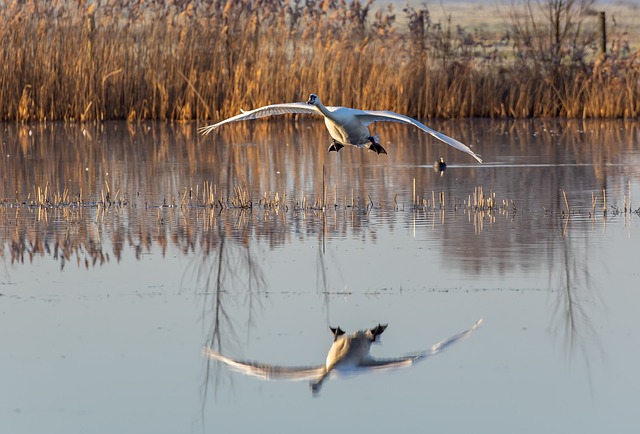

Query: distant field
(380, 0), (640, 52)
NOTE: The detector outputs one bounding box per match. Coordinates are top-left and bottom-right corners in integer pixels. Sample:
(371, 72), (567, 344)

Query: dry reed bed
(1, 0), (638, 122)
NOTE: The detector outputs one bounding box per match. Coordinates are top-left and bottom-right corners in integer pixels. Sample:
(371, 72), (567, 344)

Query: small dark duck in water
(434, 157), (447, 172)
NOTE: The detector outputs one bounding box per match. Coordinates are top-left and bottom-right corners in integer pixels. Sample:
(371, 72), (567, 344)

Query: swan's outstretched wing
(199, 102), (322, 135)
(357, 356), (420, 370)
(203, 347), (324, 381)
(205, 319), (482, 384)
(412, 318), (484, 361)
(358, 318), (483, 369)
(355, 110), (483, 163)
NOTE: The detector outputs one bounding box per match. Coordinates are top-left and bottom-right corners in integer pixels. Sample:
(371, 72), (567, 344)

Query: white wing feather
(203, 347), (324, 381)
(358, 318), (483, 368)
(198, 102), (322, 135)
(411, 317), (484, 361)
(355, 110), (483, 163)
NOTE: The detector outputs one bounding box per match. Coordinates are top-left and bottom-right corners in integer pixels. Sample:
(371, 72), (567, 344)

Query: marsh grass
(4, 154), (640, 269)
(5, 180), (638, 219)
(4, 181), (638, 268)
(1, 0), (638, 122)
(10, 182), (125, 209)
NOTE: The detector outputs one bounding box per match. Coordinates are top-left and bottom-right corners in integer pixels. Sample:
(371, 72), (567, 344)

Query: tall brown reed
(0, 0), (638, 122)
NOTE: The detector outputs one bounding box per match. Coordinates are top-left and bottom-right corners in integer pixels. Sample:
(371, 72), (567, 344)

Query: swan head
(307, 94), (320, 105)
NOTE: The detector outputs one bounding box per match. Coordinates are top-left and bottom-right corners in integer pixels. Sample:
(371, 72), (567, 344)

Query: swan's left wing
(203, 347), (324, 381)
(199, 102), (321, 135)
(355, 110), (483, 163)
(359, 318), (483, 370)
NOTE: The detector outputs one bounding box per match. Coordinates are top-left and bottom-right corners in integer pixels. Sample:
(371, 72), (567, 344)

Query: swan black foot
(370, 323), (388, 340)
(330, 326), (346, 341)
(367, 137), (387, 155)
(328, 141), (344, 153)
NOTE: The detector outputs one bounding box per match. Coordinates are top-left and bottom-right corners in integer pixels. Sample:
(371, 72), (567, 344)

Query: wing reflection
(203, 350), (324, 381)
(204, 318), (482, 394)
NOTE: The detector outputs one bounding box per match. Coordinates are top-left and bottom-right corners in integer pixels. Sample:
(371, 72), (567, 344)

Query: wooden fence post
(598, 11), (606, 56)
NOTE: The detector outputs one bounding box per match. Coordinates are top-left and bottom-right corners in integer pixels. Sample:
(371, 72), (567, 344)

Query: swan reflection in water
(204, 318), (483, 394)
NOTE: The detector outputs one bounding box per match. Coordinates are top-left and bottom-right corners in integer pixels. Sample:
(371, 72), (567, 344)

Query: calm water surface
(1, 119), (640, 433)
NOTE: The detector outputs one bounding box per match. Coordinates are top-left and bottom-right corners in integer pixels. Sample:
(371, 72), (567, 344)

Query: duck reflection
(204, 319), (482, 394)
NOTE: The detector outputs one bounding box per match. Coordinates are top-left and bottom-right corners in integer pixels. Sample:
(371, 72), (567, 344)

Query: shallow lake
(2, 118), (639, 433)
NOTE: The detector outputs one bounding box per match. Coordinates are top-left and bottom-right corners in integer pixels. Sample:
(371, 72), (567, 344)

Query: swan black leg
(328, 141), (344, 153)
(367, 137), (387, 155)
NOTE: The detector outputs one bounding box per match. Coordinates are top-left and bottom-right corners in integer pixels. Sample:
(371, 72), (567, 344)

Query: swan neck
(315, 101), (333, 119)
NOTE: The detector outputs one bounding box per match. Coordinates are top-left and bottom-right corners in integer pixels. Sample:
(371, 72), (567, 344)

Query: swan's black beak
(307, 94), (316, 105)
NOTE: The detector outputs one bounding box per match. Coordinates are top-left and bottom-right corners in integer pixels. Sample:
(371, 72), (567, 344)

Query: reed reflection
(1, 120), (638, 371)
(549, 200), (603, 377)
(2, 119), (638, 407)
(2, 119), (639, 206)
(194, 217), (268, 399)
(1, 119), (639, 274)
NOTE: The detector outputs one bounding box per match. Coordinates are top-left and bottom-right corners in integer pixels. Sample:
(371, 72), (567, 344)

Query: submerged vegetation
(1, 0), (638, 122)
(2, 177), (638, 269)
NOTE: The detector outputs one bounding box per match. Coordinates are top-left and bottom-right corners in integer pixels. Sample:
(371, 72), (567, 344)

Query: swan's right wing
(345, 318), (484, 373)
(361, 318), (484, 370)
(199, 102), (322, 135)
(355, 110), (483, 163)
(203, 347), (324, 381)
(412, 318), (484, 361)
(358, 356), (420, 370)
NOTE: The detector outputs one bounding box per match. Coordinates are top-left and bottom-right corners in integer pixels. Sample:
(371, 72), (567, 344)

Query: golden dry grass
(0, 0), (638, 122)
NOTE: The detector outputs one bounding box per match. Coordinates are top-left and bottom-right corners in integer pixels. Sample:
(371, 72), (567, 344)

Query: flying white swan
(199, 94), (482, 162)
(203, 318), (483, 394)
